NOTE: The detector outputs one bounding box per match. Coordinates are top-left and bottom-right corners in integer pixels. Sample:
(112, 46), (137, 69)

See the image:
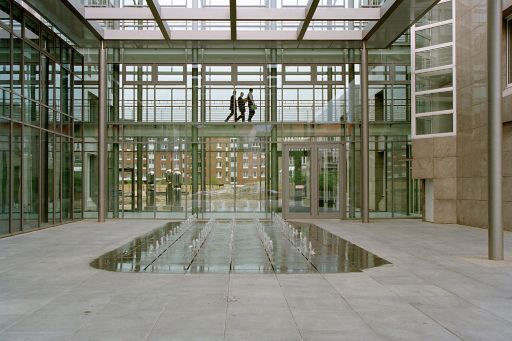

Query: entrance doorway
(282, 143), (345, 219)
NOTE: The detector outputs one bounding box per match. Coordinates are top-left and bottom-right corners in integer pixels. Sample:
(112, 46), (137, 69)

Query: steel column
(361, 40), (369, 223)
(487, 0), (503, 260)
(98, 40), (107, 222)
(191, 48), (199, 215)
(270, 49), (279, 212)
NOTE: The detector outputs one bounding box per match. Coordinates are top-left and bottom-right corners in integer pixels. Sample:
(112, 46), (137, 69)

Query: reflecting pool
(91, 219), (390, 273)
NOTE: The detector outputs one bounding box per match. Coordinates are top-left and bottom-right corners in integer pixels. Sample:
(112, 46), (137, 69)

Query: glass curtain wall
(0, 0), (83, 237)
(100, 44), (420, 220)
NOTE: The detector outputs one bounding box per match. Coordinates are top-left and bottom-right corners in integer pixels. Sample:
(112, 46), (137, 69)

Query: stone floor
(0, 219), (511, 341)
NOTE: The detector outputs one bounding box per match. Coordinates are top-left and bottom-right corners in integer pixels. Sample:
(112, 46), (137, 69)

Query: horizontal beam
(84, 7), (381, 21)
(102, 29), (363, 41)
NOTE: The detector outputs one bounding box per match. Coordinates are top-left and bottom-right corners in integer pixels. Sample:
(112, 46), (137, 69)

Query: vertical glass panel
(73, 137), (82, 219)
(22, 126), (39, 229)
(23, 42), (39, 102)
(46, 133), (54, 225)
(288, 148), (311, 213)
(12, 34), (21, 94)
(0, 1), (10, 28)
(54, 135), (61, 222)
(0, 118), (9, 235)
(0, 88), (9, 118)
(318, 148), (339, 214)
(415, 91), (453, 113)
(23, 98), (38, 125)
(12, 4), (22, 36)
(61, 66), (70, 115)
(12, 122), (21, 232)
(416, 114), (453, 135)
(24, 15), (39, 46)
(62, 137), (72, 221)
(0, 26), (9, 90)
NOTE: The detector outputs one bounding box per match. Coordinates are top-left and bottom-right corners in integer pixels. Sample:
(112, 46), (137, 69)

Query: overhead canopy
(23, 0), (440, 49)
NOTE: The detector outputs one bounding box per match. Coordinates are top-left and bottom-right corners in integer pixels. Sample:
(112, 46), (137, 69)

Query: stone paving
(0, 219), (511, 340)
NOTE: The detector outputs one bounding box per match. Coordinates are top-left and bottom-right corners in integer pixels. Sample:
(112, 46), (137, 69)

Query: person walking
(247, 88), (256, 122)
(224, 90), (237, 122)
(236, 92), (246, 122)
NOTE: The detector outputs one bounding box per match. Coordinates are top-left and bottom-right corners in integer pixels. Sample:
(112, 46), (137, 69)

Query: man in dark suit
(224, 90), (237, 122)
(236, 92), (246, 122)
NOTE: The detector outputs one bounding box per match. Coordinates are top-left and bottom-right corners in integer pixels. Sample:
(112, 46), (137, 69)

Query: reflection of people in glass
(224, 90), (237, 122)
(236, 92), (246, 122)
(247, 88), (256, 122)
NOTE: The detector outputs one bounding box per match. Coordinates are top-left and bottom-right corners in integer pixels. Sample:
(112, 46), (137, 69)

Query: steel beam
(361, 40), (369, 223)
(98, 41), (107, 222)
(230, 0), (237, 40)
(487, 0), (504, 260)
(297, 0), (320, 40)
(146, 0), (172, 41)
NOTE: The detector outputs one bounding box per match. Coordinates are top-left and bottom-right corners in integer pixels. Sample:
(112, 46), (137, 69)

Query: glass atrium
(0, 0), (443, 236)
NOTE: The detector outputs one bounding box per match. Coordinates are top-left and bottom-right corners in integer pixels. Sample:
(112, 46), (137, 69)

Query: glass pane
(0, 88), (9, 118)
(508, 19), (512, 85)
(288, 148), (311, 213)
(0, 26), (9, 90)
(22, 126), (39, 229)
(415, 68), (453, 92)
(0, 1), (9, 28)
(415, 91), (453, 113)
(318, 148), (339, 214)
(0, 118), (8, 235)
(416, 114), (453, 135)
(415, 46), (452, 70)
(23, 42), (40, 102)
(62, 137), (72, 221)
(12, 122), (21, 232)
(416, 1), (452, 27)
(12, 34), (22, 94)
(415, 24), (452, 49)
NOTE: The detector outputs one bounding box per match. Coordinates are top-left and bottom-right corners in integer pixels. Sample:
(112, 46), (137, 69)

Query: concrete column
(487, 0), (503, 260)
(98, 41), (107, 222)
(361, 41), (369, 223)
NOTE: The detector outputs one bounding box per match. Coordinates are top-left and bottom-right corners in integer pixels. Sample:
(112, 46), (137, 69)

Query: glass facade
(411, 0), (456, 138)
(0, 0), (426, 237)
(0, 0), (84, 236)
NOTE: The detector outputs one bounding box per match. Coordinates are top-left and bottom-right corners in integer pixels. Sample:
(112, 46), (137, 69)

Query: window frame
(507, 16), (512, 87)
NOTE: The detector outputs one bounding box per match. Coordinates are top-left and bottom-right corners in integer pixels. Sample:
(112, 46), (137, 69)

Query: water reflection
(91, 220), (390, 273)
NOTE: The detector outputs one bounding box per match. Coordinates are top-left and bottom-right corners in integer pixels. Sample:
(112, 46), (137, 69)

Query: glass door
(283, 143), (345, 219)
(282, 146), (312, 218)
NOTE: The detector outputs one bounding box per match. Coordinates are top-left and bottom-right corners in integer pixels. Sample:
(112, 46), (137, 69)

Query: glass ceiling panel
(167, 21), (231, 30)
(95, 20), (159, 30)
(80, 0), (387, 8)
(309, 20), (374, 30)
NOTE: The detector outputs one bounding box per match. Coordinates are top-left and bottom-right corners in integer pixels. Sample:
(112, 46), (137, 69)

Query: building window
(216, 152), (221, 158)
(243, 170), (248, 178)
(412, 0), (456, 138)
(216, 161), (222, 168)
(508, 17), (512, 86)
(216, 171), (222, 178)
